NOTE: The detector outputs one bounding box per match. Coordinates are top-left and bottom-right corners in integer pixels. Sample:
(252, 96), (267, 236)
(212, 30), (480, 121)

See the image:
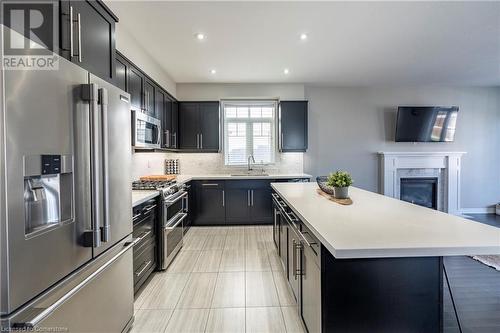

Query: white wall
(304, 86), (500, 210)
(131, 83), (306, 179)
(176, 83), (305, 101)
(115, 24), (177, 96)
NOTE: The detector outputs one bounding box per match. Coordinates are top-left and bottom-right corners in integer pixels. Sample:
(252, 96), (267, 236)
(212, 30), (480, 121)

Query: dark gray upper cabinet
(144, 79), (156, 117)
(114, 53), (127, 92)
(116, 51), (178, 152)
(171, 101), (179, 149)
(6, 1), (118, 83)
(128, 66), (144, 110)
(279, 101), (308, 152)
(160, 94), (178, 149)
(60, 1), (118, 83)
(178, 102), (220, 152)
(155, 88), (167, 145)
(200, 102), (220, 151)
(179, 103), (199, 149)
(161, 93), (171, 148)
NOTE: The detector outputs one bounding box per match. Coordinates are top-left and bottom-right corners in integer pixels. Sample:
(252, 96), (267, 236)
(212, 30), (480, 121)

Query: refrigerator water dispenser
(23, 155), (74, 236)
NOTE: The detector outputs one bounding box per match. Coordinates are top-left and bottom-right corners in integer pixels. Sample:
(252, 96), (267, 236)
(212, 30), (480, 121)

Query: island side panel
(321, 246), (443, 333)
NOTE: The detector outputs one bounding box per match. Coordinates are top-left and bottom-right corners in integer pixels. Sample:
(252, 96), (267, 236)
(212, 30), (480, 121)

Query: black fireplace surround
(400, 178), (438, 210)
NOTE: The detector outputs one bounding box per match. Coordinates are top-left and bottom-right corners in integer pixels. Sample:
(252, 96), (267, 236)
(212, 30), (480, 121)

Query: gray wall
(304, 86), (500, 210)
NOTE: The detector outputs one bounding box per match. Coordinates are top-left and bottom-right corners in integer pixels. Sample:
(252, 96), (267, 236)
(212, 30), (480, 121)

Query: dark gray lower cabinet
(301, 230), (321, 333)
(250, 187), (273, 223)
(225, 184), (251, 225)
(194, 181), (225, 225)
(225, 180), (273, 225)
(192, 179), (308, 226)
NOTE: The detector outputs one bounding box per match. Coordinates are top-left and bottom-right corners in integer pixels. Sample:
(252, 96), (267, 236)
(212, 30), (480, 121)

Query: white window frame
(221, 100), (278, 167)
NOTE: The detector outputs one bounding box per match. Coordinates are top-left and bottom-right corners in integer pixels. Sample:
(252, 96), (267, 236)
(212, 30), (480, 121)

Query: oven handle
(164, 191), (188, 205)
(142, 204), (157, 214)
(165, 213), (187, 230)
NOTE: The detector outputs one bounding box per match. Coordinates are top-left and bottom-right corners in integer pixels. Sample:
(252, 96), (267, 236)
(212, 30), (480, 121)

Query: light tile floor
(131, 226), (306, 333)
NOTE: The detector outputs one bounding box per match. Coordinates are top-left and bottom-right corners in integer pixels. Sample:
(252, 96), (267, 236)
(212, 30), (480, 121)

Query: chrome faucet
(247, 155), (256, 172)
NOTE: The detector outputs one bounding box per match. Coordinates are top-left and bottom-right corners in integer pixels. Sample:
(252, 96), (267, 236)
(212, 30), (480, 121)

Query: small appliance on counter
(132, 178), (188, 270)
(165, 159), (180, 175)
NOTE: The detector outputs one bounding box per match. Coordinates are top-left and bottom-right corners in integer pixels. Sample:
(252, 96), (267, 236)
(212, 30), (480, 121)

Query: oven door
(132, 110), (161, 149)
(162, 212), (187, 269)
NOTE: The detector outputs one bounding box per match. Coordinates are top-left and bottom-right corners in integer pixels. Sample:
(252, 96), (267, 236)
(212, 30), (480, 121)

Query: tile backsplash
(131, 152), (304, 181)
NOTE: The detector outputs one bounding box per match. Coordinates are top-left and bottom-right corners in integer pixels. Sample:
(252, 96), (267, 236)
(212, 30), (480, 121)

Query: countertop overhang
(271, 182), (500, 259)
(132, 190), (160, 207)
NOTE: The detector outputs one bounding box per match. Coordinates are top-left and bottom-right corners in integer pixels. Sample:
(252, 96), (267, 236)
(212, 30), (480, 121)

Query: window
(222, 100), (277, 166)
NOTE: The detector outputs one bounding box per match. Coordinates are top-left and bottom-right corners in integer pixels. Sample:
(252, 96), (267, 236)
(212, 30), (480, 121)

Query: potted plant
(327, 171), (354, 199)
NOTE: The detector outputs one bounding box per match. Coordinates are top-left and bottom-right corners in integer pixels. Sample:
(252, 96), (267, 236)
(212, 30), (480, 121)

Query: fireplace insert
(400, 178), (438, 210)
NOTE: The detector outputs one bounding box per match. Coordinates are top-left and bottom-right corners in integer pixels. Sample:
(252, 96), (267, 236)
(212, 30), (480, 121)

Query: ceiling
(107, 1), (500, 85)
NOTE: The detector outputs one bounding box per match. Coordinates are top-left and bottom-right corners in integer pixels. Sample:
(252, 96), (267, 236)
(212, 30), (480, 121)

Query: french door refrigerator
(0, 39), (134, 331)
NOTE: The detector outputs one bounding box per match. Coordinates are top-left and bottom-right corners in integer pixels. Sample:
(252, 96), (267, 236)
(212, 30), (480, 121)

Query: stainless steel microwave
(132, 110), (161, 149)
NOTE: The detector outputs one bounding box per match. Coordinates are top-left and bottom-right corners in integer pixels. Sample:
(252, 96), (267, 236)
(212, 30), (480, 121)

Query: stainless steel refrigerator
(1, 31), (134, 331)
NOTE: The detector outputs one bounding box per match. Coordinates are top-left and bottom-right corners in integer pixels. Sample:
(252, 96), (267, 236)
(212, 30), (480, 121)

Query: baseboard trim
(460, 207), (496, 214)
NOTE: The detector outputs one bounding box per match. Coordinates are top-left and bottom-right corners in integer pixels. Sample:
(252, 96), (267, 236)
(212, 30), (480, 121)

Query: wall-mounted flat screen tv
(395, 106), (458, 142)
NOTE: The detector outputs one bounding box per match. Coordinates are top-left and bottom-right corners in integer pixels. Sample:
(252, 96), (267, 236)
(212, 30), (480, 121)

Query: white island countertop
(271, 182), (500, 259)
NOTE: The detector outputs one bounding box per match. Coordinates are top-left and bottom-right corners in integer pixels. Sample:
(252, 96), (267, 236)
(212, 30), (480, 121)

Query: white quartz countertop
(132, 190), (159, 207)
(175, 173), (312, 185)
(271, 182), (500, 259)
(131, 174), (311, 206)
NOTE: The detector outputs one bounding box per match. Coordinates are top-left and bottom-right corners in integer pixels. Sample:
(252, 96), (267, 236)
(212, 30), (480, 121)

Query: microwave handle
(156, 125), (161, 145)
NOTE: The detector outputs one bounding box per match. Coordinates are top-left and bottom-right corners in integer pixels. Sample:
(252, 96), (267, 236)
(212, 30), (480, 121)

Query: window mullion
(247, 121), (253, 160)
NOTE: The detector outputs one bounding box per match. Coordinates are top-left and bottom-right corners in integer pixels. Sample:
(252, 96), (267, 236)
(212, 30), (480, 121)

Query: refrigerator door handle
(12, 238), (138, 329)
(87, 83), (102, 247)
(99, 87), (110, 243)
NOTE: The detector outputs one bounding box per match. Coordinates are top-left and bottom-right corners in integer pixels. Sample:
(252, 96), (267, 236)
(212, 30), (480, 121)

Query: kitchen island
(271, 182), (500, 333)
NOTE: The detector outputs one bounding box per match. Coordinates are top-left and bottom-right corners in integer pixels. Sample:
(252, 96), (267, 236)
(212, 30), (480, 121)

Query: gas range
(132, 180), (182, 199)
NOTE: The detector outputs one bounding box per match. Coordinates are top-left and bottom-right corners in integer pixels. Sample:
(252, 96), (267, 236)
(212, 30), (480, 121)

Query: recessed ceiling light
(300, 33), (308, 40)
(283, 68), (290, 75)
(195, 33), (206, 40)
(210, 69), (216, 74)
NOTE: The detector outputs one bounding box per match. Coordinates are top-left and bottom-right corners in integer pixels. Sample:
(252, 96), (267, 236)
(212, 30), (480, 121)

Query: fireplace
(400, 178), (438, 210)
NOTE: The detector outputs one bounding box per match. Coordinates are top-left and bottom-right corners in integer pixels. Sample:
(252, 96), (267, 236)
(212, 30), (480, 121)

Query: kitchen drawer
(133, 240), (156, 293)
(133, 217), (156, 245)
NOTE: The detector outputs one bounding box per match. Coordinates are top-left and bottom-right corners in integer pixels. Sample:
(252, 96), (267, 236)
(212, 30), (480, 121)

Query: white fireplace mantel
(378, 152), (466, 215)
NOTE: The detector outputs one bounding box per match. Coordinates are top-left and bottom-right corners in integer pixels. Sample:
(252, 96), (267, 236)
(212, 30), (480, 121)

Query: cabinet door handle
(251, 190), (254, 206)
(222, 190), (225, 207)
(201, 183), (219, 187)
(247, 190), (250, 206)
(164, 130), (170, 147)
(77, 13), (82, 62)
(200, 133), (203, 149)
(292, 239), (297, 279)
(293, 240), (302, 279)
(69, 6), (74, 57)
(196, 133), (199, 149)
(135, 260), (152, 277)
